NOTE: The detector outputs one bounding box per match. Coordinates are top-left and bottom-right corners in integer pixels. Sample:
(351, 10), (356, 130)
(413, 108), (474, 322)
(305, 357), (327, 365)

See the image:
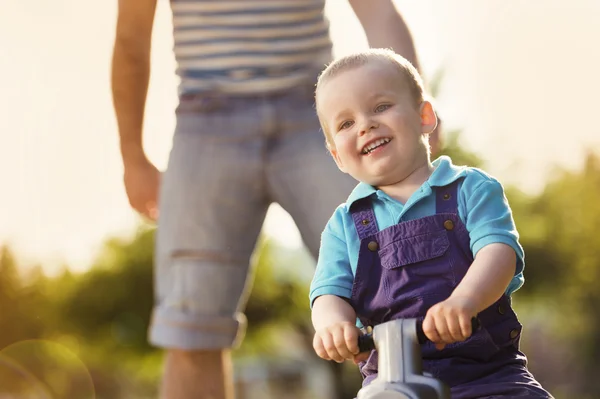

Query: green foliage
(510, 153), (600, 396)
(0, 247), (47, 348)
(240, 238), (313, 357)
(59, 227), (155, 353)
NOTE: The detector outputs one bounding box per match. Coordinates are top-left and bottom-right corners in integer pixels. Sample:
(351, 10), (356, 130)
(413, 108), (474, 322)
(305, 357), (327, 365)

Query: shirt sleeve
(309, 208), (354, 307)
(462, 174), (525, 277)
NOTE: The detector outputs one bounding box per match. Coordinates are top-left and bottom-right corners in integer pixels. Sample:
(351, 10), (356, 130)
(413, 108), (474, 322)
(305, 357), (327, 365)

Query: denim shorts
(149, 86), (356, 350)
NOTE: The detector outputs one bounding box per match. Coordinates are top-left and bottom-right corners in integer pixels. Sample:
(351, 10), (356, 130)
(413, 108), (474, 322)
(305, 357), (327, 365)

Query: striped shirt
(170, 0), (333, 95)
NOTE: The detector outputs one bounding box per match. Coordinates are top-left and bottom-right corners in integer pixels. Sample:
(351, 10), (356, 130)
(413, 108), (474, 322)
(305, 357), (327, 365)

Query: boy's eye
(375, 104), (391, 112)
(339, 120), (354, 130)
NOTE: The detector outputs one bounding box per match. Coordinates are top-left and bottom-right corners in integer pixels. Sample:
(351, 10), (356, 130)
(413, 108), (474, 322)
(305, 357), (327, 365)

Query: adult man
(111, 1), (427, 397)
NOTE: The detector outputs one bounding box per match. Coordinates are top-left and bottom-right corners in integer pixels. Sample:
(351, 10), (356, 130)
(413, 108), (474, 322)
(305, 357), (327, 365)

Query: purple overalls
(349, 180), (552, 398)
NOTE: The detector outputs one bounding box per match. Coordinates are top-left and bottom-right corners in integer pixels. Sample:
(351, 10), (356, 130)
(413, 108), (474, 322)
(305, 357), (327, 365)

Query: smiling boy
(310, 49), (552, 398)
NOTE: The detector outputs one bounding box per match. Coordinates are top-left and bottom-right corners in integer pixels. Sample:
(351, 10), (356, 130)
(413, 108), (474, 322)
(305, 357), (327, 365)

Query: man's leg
(151, 97), (270, 399)
(266, 91), (356, 258)
(161, 349), (234, 399)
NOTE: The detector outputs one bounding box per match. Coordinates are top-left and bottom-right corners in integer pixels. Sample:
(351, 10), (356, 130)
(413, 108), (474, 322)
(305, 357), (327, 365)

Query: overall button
(368, 241), (379, 252)
(443, 220), (455, 230)
(497, 304), (506, 315)
(443, 193), (451, 200)
(361, 219), (370, 225)
(509, 328), (520, 339)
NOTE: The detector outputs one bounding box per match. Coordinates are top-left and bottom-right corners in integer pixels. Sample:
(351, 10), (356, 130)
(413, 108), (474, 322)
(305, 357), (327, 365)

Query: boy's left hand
(422, 296), (477, 350)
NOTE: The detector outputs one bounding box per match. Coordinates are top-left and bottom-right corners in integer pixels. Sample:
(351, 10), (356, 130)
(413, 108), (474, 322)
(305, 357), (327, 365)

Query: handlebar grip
(358, 332), (376, 353)
(416, 316), (480, 344)
(357, 317), (481, 352)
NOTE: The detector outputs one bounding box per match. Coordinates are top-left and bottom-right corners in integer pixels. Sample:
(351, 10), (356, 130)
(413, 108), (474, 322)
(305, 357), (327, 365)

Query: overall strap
(350, 197), (380, 240)
(435, 178), (462, 214)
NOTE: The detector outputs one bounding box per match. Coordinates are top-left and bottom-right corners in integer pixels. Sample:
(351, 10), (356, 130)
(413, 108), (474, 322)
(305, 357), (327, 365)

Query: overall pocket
(377, 229), (454, 307)
(378, 229), (450, 271)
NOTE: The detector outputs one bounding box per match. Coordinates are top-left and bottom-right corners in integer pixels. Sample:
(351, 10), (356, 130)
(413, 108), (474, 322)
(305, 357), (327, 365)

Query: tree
(0, 246), (47, 348)
(511, 152), (600, 397)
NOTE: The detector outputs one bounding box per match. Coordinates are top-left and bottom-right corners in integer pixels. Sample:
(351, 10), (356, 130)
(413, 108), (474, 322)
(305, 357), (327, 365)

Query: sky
(1, 0), (600, 274)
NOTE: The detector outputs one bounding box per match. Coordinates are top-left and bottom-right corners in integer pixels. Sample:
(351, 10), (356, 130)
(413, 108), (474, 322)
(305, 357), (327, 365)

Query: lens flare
(0, 354), (52, 398)
(0, 340), (95, 399)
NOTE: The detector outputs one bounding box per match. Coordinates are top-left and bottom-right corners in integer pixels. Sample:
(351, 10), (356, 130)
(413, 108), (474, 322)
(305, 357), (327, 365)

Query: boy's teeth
(362, 138), (390, 154)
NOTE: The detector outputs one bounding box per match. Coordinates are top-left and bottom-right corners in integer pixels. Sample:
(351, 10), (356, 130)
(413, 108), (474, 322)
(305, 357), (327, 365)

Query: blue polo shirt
(310, 156), (525, 306)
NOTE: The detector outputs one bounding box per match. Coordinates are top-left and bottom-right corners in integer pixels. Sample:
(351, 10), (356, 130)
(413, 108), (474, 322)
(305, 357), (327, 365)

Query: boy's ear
(328, 144), (347, 173)
(419, 101), (438, 134)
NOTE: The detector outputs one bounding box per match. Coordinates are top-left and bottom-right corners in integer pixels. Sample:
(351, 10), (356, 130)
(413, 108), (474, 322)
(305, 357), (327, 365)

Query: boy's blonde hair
(315, 48), (426, 146)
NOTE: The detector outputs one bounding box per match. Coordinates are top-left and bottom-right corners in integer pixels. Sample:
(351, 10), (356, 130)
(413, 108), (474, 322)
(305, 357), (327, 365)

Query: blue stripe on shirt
(172, 4), (322, 17)
(173, 15), (324, 32)
(174, 27), (329, 46)
(180, 64), (313, 79)
(176, 44), (331, 61)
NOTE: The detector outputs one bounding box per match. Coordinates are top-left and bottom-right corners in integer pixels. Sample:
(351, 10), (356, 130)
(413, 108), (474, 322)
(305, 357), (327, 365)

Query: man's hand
(422, 296), (477, 350)
(123, 156), (160, 221)
(313, 321), (369, 364)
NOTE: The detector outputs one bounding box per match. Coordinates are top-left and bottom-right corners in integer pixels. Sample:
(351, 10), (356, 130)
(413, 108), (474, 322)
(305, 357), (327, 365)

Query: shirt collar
(345, 156), (468, 208)
(428, 155), (469, 187)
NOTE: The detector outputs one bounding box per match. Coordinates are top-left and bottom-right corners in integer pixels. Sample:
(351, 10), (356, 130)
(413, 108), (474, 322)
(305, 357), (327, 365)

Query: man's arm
(112, 0), (157, 162)
(111, 0), (161, 219)
(349, 0), (420, 71)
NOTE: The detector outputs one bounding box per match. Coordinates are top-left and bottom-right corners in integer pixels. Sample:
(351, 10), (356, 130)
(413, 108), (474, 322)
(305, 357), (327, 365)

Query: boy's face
(317, 61), (436, 187)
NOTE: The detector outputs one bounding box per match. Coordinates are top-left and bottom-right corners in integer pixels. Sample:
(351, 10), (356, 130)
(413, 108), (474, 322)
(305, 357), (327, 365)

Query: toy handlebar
(358, 317), (480, 353)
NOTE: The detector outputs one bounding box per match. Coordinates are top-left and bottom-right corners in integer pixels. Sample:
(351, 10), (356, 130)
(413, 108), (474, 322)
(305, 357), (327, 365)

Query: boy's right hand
(313, 322), (369, 364)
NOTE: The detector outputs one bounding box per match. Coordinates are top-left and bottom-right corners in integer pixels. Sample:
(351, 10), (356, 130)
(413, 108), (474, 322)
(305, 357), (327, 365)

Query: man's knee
(149, 306), (247, 350)
(150, 255), (250, 350)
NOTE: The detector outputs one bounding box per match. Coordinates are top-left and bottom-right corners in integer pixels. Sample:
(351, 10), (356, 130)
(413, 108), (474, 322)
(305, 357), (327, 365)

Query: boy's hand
(313, 322), (368, 364)
(422, 296), (477, 350)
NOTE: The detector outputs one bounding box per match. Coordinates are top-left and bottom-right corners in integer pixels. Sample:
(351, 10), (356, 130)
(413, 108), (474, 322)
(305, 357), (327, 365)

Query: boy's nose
(359, 119), (380, 135)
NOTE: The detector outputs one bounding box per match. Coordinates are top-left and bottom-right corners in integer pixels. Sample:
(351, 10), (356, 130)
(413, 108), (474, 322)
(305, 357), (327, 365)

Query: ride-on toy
(356, 318), (480, 399)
